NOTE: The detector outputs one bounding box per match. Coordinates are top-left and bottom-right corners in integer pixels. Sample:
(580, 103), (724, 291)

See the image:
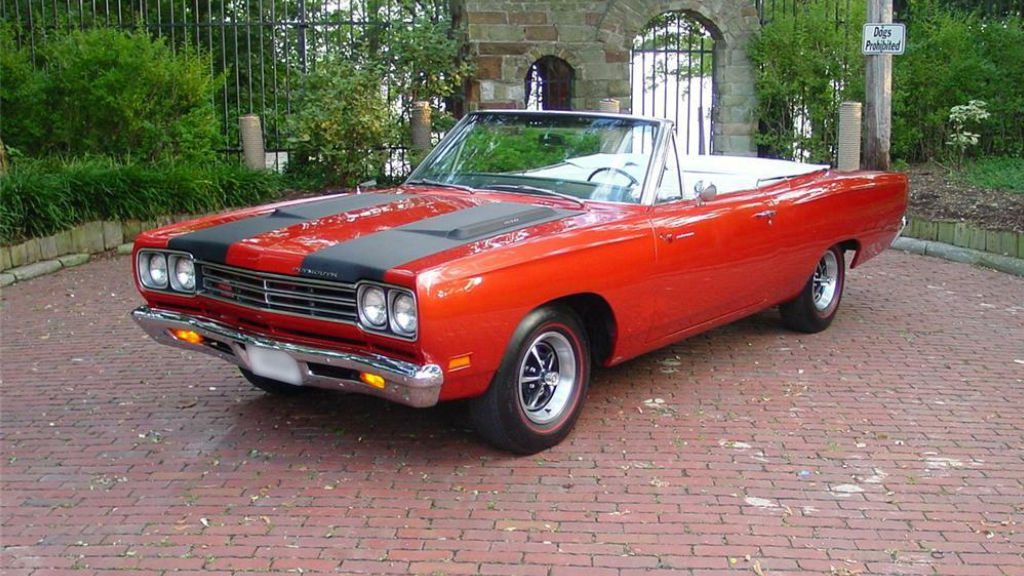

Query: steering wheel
(587, 166), (639, 187)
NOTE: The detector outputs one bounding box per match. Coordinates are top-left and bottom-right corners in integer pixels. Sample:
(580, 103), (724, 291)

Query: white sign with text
(862, 23), (906, 55)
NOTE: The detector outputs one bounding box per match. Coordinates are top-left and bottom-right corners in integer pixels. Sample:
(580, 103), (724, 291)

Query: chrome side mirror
(694, 180), (717, 202)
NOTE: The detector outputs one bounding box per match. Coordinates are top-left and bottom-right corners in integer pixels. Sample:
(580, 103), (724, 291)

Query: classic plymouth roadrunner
(132, 111), (907, 453)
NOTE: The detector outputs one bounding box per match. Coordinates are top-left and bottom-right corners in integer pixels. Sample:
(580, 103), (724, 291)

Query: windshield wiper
(482, 184), (586, 208)
(405, 178), (476, 193)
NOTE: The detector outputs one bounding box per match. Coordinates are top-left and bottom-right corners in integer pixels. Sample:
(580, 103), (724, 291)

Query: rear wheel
(469, 306), (590, 454)
(239, 368), (307, 396)
(780, 245), (846, 333)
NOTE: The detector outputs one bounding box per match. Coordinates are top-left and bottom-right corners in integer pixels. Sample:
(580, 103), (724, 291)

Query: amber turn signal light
(448, 354), (472, 371)
(360, 372), (386, 389)
(169, 329), (204, 345)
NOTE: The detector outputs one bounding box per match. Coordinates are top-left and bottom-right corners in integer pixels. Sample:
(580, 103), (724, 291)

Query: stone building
(456, 0), (760, 155)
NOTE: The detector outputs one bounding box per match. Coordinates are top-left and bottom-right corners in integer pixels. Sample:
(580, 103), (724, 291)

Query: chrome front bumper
(131, 306), (443, 407)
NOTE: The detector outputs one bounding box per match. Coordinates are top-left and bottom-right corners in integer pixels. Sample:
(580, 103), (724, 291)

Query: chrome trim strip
(131, 306), (443, 408)
(200, 261), (357, 290)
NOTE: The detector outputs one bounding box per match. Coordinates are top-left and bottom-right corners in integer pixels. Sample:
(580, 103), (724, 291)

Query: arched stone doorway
(631, 10), (718, 155)
(525, 56), (575, 110)
(458, 0), (759, 155)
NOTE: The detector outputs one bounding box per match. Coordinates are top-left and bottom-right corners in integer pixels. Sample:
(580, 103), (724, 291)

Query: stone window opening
(524, 56), (574, 111)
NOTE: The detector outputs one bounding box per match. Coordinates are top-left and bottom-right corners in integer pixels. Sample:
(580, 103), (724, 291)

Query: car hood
(147, 187), (607, 284)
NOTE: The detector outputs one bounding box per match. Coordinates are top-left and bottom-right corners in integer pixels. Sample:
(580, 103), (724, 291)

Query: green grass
(961, 156), (1024, 193)
(0, 157), (283, 244)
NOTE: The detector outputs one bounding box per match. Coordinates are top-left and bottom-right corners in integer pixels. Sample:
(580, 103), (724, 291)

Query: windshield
(408, 113), (662, 204)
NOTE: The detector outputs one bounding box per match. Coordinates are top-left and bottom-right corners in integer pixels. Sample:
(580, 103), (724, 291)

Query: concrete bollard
(239, 114), (266, 171)
(411, 101), (432, 153)
(837, 102), (862, 172)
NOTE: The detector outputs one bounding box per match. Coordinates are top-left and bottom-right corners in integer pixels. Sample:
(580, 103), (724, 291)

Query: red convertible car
(132, 111), (907, 453)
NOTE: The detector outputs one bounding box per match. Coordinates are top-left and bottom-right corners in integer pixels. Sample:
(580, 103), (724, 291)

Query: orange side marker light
(170, 329), (204, 345)
(360, 372), (386, 389)
(448, 355), (472, 371)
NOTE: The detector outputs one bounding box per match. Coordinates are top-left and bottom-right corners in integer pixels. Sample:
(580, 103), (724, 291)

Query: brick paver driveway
(2, 250), (1023, 576)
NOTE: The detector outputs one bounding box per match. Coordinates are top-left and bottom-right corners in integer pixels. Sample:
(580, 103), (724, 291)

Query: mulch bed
(907, 163), (1024, 234)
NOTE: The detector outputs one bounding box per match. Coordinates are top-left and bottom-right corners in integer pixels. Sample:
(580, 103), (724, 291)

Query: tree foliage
(892, 0), (1024, 161)
(749, 0), (866, 163)
(286, 59), (395, 186)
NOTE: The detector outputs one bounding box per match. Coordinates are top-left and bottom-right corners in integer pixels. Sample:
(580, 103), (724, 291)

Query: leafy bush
(0, 26), (48, 153)
(1, 27), (220, 161)
(286, 59), (396, 186)
(893, 3), (1024, 161)
(0, 158), (282, 243)
(749, 0), (866, 163)
(946, 99), (991, 169)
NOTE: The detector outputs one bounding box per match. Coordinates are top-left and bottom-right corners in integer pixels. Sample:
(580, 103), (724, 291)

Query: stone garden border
(0, 215), (194, 287)
(902, 216), (1024, 259)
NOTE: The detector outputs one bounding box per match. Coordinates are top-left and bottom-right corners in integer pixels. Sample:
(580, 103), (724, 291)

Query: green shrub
(891, 2), (1023, 160)
(287, 59), (396, 186)
(0, 26), (49, 153)
(1, 27), (220, 161)
(960, 157), (1024, 193)
(750, 0), (866, 163)
(0, 158), (282, 243)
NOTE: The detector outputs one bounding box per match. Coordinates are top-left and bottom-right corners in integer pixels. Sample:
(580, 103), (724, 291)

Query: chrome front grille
(198, 262), (357, 323)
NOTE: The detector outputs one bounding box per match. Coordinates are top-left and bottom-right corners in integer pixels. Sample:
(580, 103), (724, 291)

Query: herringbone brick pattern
(2, 251), (1022, 575)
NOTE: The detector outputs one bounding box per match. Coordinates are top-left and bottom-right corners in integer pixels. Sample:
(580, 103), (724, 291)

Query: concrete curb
(893, 237), (1024, 277)
(1, 253), (91, 288)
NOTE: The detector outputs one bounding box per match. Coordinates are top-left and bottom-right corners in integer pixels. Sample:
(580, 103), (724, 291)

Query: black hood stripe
(299, 202), (579, 282)
(167, 193), (401, 263)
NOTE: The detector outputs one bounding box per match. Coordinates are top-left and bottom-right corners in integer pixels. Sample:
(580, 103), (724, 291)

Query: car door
(646, 141), (780, 342)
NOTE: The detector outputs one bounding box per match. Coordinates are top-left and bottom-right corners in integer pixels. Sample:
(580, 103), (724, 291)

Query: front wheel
(780, 245), (846, 333)
(468, 306), (591, 454)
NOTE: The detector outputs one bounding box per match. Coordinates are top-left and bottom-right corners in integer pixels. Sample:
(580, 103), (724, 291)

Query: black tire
(468, 306), (591, 454)
(780, 245), (846, 333)
(239, 368), (307, 396)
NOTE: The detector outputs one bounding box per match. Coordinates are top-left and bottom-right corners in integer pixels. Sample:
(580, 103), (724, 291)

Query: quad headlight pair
(357, 284), (417, 339)
(137, 250), (196, 294)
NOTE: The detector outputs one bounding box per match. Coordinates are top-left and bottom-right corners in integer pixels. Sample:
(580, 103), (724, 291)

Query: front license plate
(247, 345), (303, 385)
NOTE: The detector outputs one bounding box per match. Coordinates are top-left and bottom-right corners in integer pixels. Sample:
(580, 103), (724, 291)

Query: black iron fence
(630, 10), (716, 156)
(1, 0), (449, 172)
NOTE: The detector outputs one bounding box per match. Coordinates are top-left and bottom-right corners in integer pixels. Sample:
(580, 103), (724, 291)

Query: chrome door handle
(659, 231), (696, 242)
(754, 210), (776, 219)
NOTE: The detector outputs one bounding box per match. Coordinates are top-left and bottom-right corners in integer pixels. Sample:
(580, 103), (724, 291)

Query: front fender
(415, 230), (654, 401)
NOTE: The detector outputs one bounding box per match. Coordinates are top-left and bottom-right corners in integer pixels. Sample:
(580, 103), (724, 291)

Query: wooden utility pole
(864, 0), (893, 170)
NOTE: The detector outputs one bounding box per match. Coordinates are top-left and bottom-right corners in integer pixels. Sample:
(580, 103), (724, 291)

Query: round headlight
(390, 292), (417, 336)
(171, 256), (196, 292)
(144, 253), (168, 289)
(359, 286), (388, 328)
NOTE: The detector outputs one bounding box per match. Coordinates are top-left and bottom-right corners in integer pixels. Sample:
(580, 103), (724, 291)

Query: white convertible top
(680, 155), (830, 194)
(681, 155), (829, 179)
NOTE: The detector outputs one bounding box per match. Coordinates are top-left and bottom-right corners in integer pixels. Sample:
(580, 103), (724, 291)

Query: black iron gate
(630, 10), (716, 155)
(0, 0), (449, 168)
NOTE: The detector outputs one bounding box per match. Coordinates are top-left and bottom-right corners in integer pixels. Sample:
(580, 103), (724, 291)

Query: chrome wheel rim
(812, 251), (840, 311)
(517, 331), (577, 425)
